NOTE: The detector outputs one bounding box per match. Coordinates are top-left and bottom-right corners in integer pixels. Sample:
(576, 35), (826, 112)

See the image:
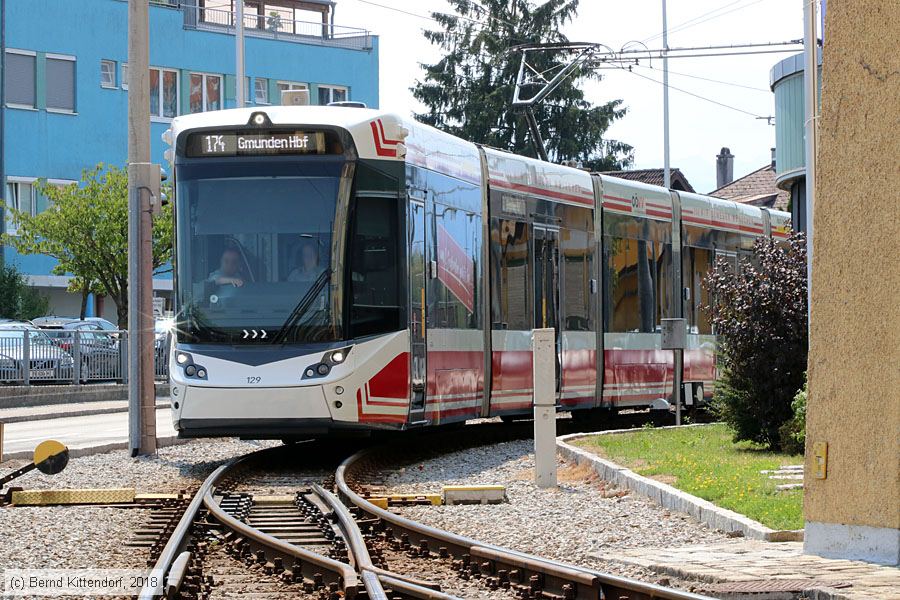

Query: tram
(164, 106), (791, 438)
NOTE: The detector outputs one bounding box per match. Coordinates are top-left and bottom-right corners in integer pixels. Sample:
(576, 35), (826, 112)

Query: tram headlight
(316, 363), (330, 376)
(176, 352), (191, 365)
(324, 346), (351, 366)
(185, 365), (197, 377)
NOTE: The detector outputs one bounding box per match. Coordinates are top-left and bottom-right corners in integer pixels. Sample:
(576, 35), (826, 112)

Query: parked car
(84, 317), (120, 335)
(32, 318), (120, 381)
(0, 322), (75, 383)
(154, 317), (174, 376)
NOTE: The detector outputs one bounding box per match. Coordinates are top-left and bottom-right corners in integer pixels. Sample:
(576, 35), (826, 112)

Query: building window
(254, 78), (269, 104)
(150, 67), (179, 119)
(5, 180), (34, 235)
(189, 72), (222, 113)
(46, 54), (76, 113)
(4, 50), (37, 108)
(275, 81), (307, 104)
(5, 179), (72, 235)
(121, 63), (129, 90)
(317, 85), (347, 105)
(100, 60), (117, 88)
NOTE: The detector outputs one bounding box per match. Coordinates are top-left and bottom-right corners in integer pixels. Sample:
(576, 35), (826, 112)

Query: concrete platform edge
(557, 426), (804, 543)
(1, 435), (189, 462)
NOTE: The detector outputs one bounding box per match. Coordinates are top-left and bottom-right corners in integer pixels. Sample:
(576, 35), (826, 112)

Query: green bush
(0, 264), (49, 320)
(705, 233), (808, 450)
(779, 379), (807, 455)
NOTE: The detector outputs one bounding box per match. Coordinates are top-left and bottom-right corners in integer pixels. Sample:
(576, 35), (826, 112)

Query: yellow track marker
(11, 488), (136, 506)
(366, 493), (442, 507)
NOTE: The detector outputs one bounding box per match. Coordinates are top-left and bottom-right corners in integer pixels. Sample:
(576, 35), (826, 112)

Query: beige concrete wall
(805, 0), (900, 548)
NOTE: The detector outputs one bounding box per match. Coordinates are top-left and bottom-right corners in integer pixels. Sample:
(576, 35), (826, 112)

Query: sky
(333, 0), (805, 194)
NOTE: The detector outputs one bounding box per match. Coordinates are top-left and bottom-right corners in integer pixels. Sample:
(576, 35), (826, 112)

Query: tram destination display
(185, 130), (328, 157)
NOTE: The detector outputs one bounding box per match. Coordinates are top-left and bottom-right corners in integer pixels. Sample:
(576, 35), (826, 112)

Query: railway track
(140, 426), (714, 600)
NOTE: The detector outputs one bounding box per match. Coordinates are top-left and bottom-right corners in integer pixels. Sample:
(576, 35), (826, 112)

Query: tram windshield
(175, 159), (344, 343)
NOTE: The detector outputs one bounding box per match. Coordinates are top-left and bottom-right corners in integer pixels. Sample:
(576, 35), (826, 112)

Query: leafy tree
(3, 164), (173, 328)
(413, 0), (632, 170)
(705, 233), (808, 450)
(0, 264), (49, 320)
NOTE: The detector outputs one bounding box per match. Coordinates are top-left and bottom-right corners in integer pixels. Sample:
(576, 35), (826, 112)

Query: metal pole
(22, 329), (29, 386)
(235, 0), (245, 107)
(533, 328), (557, 488)
(128, 0), (157, 456)
(674, 349), (683, 425)
(662, 0), (671, 189)
(803, 0), (817, 312)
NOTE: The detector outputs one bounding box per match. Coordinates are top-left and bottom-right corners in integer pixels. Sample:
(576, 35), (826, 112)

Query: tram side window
(683, 246), (713, 334)
(432, 206), (480, 329)
(602, 217), (674, 334)
(493, 219), (530, 330)
(563, 229), (592, 331)
(604, 236), (654, 332)
(347, 195), (401, 338)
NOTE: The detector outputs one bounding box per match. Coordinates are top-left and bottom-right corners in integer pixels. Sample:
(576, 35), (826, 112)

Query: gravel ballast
(0, 438), (279, 575)
(369, 439), (730, 587)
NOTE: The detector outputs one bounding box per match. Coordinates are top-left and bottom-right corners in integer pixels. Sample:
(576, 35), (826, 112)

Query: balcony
(178, 2), (373, 51)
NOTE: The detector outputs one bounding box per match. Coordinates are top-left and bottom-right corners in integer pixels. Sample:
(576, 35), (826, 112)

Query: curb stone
(557, 425), (804, 543)
(1, 435), (190, 462)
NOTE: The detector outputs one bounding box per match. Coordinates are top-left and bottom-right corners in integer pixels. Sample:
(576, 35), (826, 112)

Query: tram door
(533, 226), (561, 395)
(408, 200), (428, 422)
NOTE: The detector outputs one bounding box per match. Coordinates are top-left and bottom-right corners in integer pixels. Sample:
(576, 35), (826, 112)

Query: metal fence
(189, 6), (373, 51)
(0, 329), (168, 386)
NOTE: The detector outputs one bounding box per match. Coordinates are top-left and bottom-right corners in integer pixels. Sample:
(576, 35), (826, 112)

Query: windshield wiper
(271, 269), (332, 345)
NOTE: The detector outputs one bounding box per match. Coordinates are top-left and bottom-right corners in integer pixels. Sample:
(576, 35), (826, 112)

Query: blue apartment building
(1, 0), (379, 319)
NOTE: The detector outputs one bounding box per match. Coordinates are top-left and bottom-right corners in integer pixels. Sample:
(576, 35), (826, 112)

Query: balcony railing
(183, 5), (373, 51)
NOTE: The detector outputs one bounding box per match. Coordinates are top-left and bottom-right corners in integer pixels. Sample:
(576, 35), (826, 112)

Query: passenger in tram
(287, 242), (321, 283)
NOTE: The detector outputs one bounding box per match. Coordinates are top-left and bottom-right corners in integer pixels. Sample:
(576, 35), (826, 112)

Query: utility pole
(803, 0), (817, 312)
(662, 0), (671, 189)
(236, 0), (245, 107)
(127, 0), (157, 456)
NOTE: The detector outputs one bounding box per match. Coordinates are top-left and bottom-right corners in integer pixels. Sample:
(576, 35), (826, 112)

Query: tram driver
(207, 247), (246, 296)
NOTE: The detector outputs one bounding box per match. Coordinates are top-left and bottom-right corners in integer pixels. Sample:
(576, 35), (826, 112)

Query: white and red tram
(164, 106), (791, 438)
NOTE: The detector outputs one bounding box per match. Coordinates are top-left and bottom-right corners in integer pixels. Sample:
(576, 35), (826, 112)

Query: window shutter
(5, 52), (36, 107)
(46, 57), (76, 111)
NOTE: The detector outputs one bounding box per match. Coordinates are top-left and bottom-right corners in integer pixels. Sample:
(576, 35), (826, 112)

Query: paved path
(0, 398), (170, 423)
(1, 407), (177, 459)
(598, 540), (900, 600)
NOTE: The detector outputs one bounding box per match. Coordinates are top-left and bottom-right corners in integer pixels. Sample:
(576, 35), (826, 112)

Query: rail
(143, 443), (371, 599)
(337, 447), (715, 600)
(185, 6), (373, 51)
(0, 328), (168, 386)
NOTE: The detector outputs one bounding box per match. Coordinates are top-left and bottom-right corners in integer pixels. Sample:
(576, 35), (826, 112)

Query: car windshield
(175, 158), (345, 343)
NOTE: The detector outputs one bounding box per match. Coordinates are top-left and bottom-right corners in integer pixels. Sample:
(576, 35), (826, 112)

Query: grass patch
(574, 423), (803, 530)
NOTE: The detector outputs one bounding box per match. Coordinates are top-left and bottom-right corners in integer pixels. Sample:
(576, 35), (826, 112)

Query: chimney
(716, 147), (734, 188)
(771, 147), (777, 169)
